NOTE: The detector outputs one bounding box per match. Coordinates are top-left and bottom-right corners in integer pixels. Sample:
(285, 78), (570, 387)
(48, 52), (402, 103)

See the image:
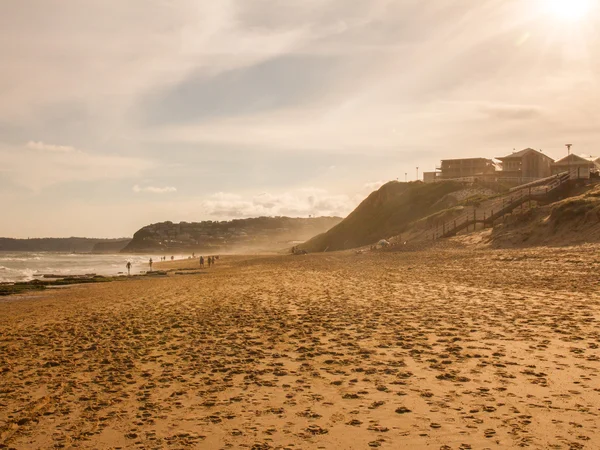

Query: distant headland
(122, 216), (343, 254)
(0, 237), (132, 253)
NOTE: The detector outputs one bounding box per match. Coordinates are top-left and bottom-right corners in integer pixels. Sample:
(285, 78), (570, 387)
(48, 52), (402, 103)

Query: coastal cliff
(301, 181), (468, 252)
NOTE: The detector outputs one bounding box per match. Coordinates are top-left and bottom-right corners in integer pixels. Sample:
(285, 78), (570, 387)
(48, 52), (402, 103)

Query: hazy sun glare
(547, 0), (592, 20)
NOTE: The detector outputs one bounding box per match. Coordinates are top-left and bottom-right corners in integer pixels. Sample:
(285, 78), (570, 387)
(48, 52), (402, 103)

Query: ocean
(0, 252), (187, 283)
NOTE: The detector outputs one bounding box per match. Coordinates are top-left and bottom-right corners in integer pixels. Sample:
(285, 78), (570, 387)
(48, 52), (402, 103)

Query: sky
(1, 0), (599, 238)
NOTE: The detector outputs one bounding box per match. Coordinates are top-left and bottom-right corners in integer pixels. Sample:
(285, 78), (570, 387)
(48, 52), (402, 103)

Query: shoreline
(0, 251), (280, 285)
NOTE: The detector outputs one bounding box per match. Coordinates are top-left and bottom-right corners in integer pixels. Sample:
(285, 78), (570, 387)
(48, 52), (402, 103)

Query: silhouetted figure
(126, 261), (132, 276)
(171, 255), (174, 261)
(149, 258), (153, 271)
(200, 256), (204, 268)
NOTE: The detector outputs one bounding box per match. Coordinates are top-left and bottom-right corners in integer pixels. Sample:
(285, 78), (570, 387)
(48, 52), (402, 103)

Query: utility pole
(566, 144), (572, 179)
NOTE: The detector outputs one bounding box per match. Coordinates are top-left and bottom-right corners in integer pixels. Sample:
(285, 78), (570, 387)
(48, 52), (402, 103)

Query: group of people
(125, 258), (160, 275)
(199, 255), (218, 268)
(125, 254), (220, 276)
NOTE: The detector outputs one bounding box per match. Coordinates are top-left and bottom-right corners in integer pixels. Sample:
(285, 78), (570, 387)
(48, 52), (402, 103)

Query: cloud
(199, 189), (360, 219)
(0, 142), (154, 191)
(133, 185), (177, 194)
(142, 54), (358, 125)
(363, 180), (385, 191)
(26, 140), (77, 153)
(479, 103), (542, 120)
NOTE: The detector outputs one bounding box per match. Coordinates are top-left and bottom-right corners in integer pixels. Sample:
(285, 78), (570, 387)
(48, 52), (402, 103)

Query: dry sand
(1, 246), (599, 449)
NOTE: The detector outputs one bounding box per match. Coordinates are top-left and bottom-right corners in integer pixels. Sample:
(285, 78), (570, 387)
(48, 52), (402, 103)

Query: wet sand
(1, 246), (599, 449)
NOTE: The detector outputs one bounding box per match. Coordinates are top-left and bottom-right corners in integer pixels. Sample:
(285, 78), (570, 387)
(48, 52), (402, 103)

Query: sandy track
(0, 247), (599, 449)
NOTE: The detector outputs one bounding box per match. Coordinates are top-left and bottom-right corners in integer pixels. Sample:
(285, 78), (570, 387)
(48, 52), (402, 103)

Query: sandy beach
(1, 245), (599, 449)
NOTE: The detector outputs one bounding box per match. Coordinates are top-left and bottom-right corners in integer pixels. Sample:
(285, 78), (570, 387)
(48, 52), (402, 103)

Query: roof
(440, 157), (493, 162)
(496, 148), (554, 161)
(553, 153), (595, 165)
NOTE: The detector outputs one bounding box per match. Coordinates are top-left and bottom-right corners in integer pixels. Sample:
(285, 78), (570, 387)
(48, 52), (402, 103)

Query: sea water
(0, 252), (188, 283)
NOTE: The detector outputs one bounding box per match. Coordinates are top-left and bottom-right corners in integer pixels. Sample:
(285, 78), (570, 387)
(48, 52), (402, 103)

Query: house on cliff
(552, 154), (600, 179)
(496, 148), (554, 180)
(437, 157), (496, 180)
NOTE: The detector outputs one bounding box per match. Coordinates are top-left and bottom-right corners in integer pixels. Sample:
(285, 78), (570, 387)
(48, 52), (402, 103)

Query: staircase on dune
(426, 172), (571, 240)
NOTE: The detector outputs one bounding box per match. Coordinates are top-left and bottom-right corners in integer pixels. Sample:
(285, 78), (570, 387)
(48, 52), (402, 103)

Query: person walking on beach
(149, 258), (153, 272)
(126, 261), (132, 276)
(200, 256), (204, 268)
